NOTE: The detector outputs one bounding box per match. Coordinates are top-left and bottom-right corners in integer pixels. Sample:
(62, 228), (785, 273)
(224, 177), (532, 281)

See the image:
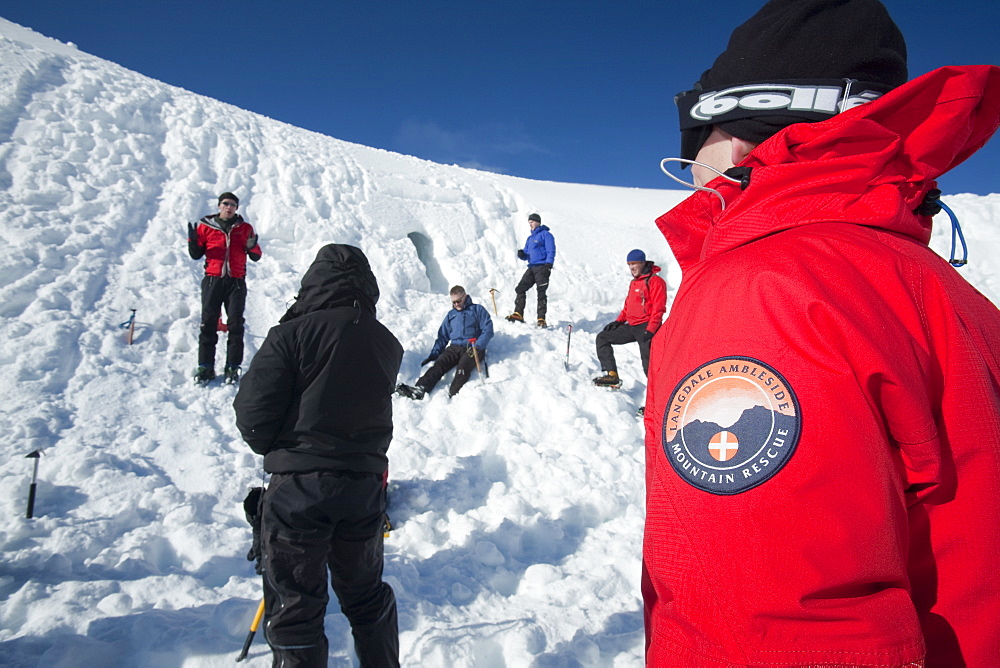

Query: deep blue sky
(4, 1), (998, 195)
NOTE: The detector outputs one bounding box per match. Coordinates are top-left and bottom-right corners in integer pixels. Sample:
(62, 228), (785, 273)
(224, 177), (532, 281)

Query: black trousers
(416, 344), (486, 397)
(261, 471), (399, 668)
(198, 275), (246, 368)
(595, 323), (652, 376)
(513, 264), (551, 319)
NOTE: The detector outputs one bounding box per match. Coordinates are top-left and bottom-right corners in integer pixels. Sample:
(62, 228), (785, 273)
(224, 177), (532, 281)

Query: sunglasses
(220, 201), (238, 207)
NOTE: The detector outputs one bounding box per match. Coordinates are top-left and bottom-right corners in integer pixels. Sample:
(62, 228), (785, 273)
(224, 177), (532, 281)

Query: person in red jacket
(592, 249), (667, 389)
(187, 192), (262, 384)
(643, 1), (1000, 666)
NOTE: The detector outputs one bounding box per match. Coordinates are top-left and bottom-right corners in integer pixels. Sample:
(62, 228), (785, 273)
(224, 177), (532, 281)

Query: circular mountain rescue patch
(661, 356), (801, 495)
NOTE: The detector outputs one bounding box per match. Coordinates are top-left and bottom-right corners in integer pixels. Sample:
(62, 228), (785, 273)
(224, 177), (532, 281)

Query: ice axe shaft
(25, 450), (41, 519)
(119, 309), (137, 345)
(471, 345), (486, 385)
(565, 325), (573, 371)
(236, 598), (266, 662)
(127, 309), (136, 345)
(488, 288), (499, 316)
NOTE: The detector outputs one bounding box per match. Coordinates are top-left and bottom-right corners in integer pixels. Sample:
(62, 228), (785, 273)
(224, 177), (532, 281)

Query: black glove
(242, 487), (265, 575)
(246, 233), (258, 250)
(420, 356), (434, 366)
(517, 249), (528, 261)
(187, 222), (205, 259)
(642, 328), (656, 342)
(543, 263), (553, 271)
(603, 320), (625, 332)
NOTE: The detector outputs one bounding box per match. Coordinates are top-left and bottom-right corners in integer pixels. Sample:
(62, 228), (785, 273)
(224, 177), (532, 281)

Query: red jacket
(644, 66), (1000, 667)
(616, 264), (667, 333)
(195, 214), (261, 278)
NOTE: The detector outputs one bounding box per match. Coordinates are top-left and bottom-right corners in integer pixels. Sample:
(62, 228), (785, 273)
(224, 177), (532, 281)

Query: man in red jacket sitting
(592, 249), (667, 390)
(187, 191), (262, 384)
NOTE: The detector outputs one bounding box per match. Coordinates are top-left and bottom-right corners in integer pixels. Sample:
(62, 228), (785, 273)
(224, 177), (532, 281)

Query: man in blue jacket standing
(397, 285), (494, 399)
(506, 213), (555, 327)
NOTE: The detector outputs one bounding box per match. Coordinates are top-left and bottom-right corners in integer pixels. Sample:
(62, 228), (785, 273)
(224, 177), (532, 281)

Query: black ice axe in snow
(25, 449), (41, 518)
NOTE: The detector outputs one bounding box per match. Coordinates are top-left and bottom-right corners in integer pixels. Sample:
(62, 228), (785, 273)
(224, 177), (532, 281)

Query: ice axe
(565, 324), (573, 371)
(469, 339), (487, 384)
(488, 288), (499, 316)
(25, 450), (41, 518)
(236, 598), (265, 662)
(119, 309), (137, 345)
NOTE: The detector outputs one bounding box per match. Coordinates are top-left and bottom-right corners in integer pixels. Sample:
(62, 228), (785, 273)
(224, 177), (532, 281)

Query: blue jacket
(521, 225), (556, 265)
(428, 295), (494, 359)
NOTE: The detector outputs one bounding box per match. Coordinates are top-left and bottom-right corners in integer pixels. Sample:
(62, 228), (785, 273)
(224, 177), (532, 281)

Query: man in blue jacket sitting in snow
(506, 212), (555, 327)
(397, 285), (494, 399)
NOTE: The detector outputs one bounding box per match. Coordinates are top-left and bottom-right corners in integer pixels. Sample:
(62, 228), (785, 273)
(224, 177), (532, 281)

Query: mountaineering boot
(395, 383), (426, 400)
(592, 371), (622, 388)
(194, 365), (216, 384)
(505, 312), (524, 323)
(224, 364), (241, 385)
(536, 318), (546, 328)
(271, 644), (328, 667)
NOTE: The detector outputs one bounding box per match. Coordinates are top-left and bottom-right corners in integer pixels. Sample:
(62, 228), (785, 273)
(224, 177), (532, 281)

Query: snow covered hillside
(1, 17), (998, 668)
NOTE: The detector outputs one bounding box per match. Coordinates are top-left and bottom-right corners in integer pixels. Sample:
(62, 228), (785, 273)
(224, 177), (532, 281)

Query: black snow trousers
(595, 323), (652, 376)
(513, 264), (551, 319)
(197, 275), (247, 368)
(261, 471), (399, 668)
(416, 344), (486, 397)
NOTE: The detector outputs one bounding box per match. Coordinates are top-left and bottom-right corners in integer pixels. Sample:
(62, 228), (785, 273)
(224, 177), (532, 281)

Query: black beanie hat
(676, 0), (908, 163)
(218, 192), (239, 205)
(528, 213), (542, 223)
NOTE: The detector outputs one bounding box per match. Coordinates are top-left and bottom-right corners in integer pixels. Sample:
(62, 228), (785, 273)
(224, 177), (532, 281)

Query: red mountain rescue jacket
(615, 264), (667, 334)
(195, 214), (261, 278)
(644, 65), (1000, 668)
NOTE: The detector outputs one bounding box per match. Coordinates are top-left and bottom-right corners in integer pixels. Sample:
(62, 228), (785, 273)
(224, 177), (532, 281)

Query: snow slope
(1, 17), (997, 668)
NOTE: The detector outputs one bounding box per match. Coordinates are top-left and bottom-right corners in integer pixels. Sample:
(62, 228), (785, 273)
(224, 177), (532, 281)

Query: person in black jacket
(233, 244), (402, 668)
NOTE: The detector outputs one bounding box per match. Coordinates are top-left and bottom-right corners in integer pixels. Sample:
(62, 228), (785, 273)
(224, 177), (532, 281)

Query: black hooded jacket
(233, 244), (403, 474)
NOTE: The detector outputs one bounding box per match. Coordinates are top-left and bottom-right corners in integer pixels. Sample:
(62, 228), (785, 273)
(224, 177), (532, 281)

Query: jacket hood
(280, 244), (379, 323)
(636, 262), (662, 278)
(532, 224), (551, 234)
(658, 65), (1000, 273)
(200, 213), (246, 230)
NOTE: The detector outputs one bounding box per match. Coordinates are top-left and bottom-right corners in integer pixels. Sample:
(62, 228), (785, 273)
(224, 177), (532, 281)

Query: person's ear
(731, 136), (757, 165)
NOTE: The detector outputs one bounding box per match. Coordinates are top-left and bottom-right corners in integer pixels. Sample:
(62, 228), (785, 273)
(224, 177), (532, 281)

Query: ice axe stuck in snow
(25, 449), (42, 518)
(565, 324), (573, 371)
(119, 308), (137, 345)
(488, 288), (499, 316)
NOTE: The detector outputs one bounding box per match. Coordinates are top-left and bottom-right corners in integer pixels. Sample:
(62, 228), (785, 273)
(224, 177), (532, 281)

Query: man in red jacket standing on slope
(592, 248), (667, 392)
(187, 191), (262, 384)
(642, 1), (1000, 666)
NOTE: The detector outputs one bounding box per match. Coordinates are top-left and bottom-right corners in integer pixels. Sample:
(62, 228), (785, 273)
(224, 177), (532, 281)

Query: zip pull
(915, 189), (967, 267)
